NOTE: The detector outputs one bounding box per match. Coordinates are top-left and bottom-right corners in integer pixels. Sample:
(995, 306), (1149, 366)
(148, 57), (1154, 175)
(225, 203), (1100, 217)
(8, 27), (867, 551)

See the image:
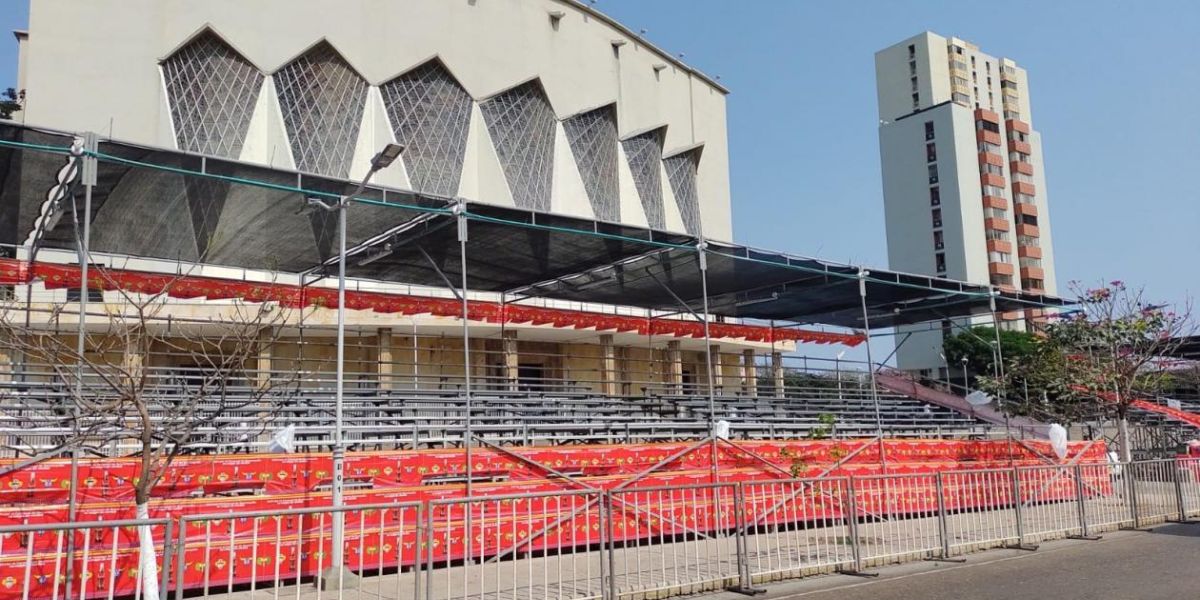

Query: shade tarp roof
(0, 122), (1069, 329)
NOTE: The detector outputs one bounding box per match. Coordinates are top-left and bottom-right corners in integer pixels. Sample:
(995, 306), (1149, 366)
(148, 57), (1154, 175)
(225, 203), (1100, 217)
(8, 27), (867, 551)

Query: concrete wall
(20, 0), (731, 239)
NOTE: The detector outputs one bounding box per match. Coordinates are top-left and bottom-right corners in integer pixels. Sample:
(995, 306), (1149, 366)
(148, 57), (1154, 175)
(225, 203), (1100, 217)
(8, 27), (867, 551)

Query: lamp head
(370, 143), (405, 170)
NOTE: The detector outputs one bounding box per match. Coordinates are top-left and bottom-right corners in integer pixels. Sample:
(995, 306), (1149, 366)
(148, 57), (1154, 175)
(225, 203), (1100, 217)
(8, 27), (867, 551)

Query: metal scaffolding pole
(988, 289), (1015, 461)
(858, 269), (886, 469)
(697, 241), (719, 482)
(455, 199), (473, 494)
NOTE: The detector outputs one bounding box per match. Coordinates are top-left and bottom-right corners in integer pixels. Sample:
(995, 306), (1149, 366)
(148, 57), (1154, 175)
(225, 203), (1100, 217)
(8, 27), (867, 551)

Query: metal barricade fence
(850, 472), (942, 566)
(174, 502), (423, 600)
(938, 468), (1019, 554)
(1128, 459), (1180, 526)
(0, 518), (172, 600)
(424, 490), (604, 600)
(1015, 465), (1083, 542)
(606, 483), (739, 598)
(739, 478), (853, 582)
(14, 458), (1197, 600)
(1178, 457), (1200, 519)
(1076, 461), (1131, 533)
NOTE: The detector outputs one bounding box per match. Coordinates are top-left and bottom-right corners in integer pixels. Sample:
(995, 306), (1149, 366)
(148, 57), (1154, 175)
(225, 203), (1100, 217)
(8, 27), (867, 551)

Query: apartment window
(978, 141), (1001, 154)
(988, 251), (1011, 263)
(1012, 172), (1035, 184)
(909, 60), (917, 76)
(1023, 278), (1044, 290)
(971, 55), (976, 65)
(912, 92), (919, 108)
(952, 92), (970, 105)
(1011, 130), (1029, 143)
(1020, 214), (1039, 226)
(986, 229), (1010, 242)
(953, 45), (963, 55)
(924, 121), (935, 140)
(1018, 235), (1040, 247)
(1010, 151), (1031, 163)
(933, 230), (944, 250)
(982, 184), (1006, 197)
(1020, 257), (1043, 268)
(952, 76), (969, 87)
(981, 163), (1003, 176)
(935, 252), (947, 273)
(908, 44), (916, 58)
(1014, 194), (1034, 206)
(985, 207), (1008, 220)
(951, 60), (968, 71)
(1001, 79), (1018, 90)
(926, 143), (937, 163)
(1004, 110), (1022, 121)
(911, 76), (919, 92)
(990, 274), (1013, 287)
(931, 208), (943, 228)
(929, 186), (941, 206)
(986, 61), (991, 71)
(976, 120), (1000, 133)
(928, 163), (939, 184)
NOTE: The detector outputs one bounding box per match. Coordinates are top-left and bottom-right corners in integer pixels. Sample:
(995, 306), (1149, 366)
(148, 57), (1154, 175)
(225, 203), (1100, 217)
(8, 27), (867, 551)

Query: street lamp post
(309, 143), (403, 589)
(960, 356), (969, 391)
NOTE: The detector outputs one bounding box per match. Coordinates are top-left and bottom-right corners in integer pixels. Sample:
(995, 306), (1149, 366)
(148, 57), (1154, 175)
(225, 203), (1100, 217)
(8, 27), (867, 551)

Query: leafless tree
(0, 263), (304, 599)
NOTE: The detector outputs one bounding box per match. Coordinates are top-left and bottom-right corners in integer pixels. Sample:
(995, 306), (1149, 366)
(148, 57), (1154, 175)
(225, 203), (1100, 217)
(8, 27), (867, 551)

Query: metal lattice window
(161, 30), (263, 158)
(480, 81), (556, 212)
(274, 42), (368, 177)
(563, 104), (620, 222)
(380, 60), (472, 197)
(664, 148), (703, 235)
(621, 128), (666, 229)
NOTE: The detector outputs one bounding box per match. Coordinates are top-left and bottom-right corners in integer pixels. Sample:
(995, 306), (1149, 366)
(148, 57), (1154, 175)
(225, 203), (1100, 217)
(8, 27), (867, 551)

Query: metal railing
(8, 457), (1198, 600)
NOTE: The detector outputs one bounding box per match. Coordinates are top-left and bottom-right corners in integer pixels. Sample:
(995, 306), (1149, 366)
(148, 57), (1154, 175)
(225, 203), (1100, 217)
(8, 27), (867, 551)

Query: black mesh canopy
(0, 122), (1069, 329)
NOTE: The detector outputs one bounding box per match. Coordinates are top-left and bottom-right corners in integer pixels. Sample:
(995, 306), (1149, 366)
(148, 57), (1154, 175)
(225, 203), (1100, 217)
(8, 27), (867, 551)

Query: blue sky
(0, 1), (1196, 364)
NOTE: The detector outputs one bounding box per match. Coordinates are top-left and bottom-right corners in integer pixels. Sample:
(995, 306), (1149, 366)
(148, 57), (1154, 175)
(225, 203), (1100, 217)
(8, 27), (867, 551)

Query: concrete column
(666, 340), (683, 394)
(709, 344), (723, 392)
(771, 351), (785, 398)
(599, 334), (618, 396)
(377, 327), (393, 391)
(502, 330), (519, 391)
(742, 349), (757, 395)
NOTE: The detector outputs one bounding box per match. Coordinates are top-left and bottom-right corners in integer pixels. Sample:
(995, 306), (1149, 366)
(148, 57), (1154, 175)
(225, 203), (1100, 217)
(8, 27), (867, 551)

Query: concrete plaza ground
(748, 523), (1200, 600)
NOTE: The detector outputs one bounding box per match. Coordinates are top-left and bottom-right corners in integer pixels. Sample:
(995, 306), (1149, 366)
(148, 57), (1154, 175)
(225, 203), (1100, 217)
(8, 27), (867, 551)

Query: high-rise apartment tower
(876, 32), (1057, 377)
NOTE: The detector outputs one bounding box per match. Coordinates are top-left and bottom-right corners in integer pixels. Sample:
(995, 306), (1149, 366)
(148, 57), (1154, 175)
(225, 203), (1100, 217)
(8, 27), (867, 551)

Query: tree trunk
(135, 501), (160, 600)
(1117, 416), (1133, 463)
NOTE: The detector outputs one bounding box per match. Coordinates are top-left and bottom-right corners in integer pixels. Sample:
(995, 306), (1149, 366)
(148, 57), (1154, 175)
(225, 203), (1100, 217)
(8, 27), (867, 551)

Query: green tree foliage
(980, 281), (1193, 428)
(943, 325), (1037, 383)
(0, 88), (21, 120)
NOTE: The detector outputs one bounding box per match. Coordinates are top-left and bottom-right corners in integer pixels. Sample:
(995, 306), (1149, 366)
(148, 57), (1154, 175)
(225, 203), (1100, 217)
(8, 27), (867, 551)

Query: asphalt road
(747, 524), (1200, 600)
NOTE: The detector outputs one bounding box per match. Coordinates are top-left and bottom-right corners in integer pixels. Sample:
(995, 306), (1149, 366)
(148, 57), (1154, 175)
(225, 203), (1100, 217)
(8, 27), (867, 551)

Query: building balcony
(987, 239), (1013, 254)
(1016, 223), (1039, 237)
(976, 129), (1002, 145)
(985, 217), (1011, 232)
(1014, 202), (1038, 217)
(1018, 244), (1042, 259)
(1021, 266), (1045, 280)
(1009, 160), (1034, 176)
(1009, 140), (1032, 154)
(989, 261), (1014, 276)
(978, 151), (1004, 167)
(982, 195), (1008, 210)
(974, 108), (1001, 124)
(1012, 181), (1037, 196)
(1006, 119), (1031, 135)
(980, 173), (1006, 187)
